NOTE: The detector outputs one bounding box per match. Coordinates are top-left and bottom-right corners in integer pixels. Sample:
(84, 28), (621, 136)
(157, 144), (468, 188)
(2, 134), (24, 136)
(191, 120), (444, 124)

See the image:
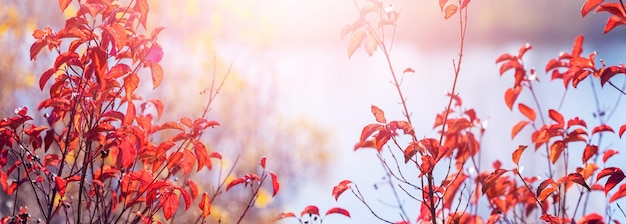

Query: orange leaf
(439, 0), (448, 11)
(443, 4), (458, 19)
(482, 169), (509, 194)
(149, 63), (163, 90)
(270, 171), (280, 197)
(188, 179), (199, 199)
(537, 178), (557, 201)
(133, 0), (150, 28)
(404, 141), (418, 163)
(512, 145), (527, 166)
(58, 0), (72, 12)
(199, 192), (211, 218)
(549, 140), (565, 164)
(504, 87), (521, 110)
(276, 212), (296, 220)
(518, 103), (536, 122)
(403, 68), (415, 73)
(567, 117), (587, 129)
(442, 173), (468, 210)
(347, 30), (366, 59)
(558, 173), (590, 191)
(364, 31), (377, 56)
(123, 73), (139, 102)
(548, 109), (564, 126)
(325, 207), (351, 218)
(603, 16), (626, 34)
(582, 144), (598, 164)
(358, 123), (383, 143)
(226, 178), (245, 191)
(332, 180), (352, 201)
(581, 0), (604, 17)
(572, 35), (584, 58)
(371, 105), (387, 123)
(511, 121), (529, 139)
(419, 155), (435, 177)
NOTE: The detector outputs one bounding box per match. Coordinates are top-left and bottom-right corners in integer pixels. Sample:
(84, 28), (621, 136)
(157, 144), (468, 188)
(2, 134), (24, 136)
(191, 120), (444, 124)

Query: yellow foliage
(254, 188), (273, 208)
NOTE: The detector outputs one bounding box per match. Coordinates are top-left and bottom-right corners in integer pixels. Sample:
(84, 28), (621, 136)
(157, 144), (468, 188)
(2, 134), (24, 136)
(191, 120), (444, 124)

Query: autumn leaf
(548, 109), (564, 126)
(276, 212), (296, 220)
(603, 16), (626, 34)
(537, 178), (557, 201)
(597, 167), (625, 195)
(347, 30), (366, 59)
(134, 0), (150, 28)
(495, 53), (514, 64)
(371, 105), (387, 123)
(270, 171), (280, 197)
(160, 191), (179, 220)
(365, 31), (377, 56)
(591, 124), (614, 135)
(511, 121), (529, 139)
(550, 140), (566, 164)
(332, 180), (352, 201)
(149, 63), (163, 89)
(199, 192), (211, 218)
(582, 144), (598, 164)
(301, 205), (320, 217)
(325, 207), (351, 218)
(600, 65), (626, 86)
(444, 4), (458, 19)
(610, 184), (626, 202)
(512, 145), (527, 166)
(581, 0), (604, 17)
(518, 43), (532, 58)
(603, 149), (619, 163)
(403, 68), (415, 73)
(482, 169), (509, 194)
(504, 87), (521, 110)
(558, 173), (590, 191)
(518, 103), (536, 121)
(404, 141), (418, 163)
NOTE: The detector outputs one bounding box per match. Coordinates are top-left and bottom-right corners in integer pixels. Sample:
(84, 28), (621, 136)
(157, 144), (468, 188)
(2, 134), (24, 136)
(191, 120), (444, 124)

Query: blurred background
(1, 0), (626, 223)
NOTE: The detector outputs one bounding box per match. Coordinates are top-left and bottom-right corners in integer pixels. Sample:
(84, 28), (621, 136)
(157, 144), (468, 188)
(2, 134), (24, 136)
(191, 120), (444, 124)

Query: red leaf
(511, 121), (529, 139)
(371, 105), (387, 123)
(188, 179), (199, 199)
(603, 16), (626, 34)
(518, 43), (532, 58)
(55, 176), (67, 197)
(545, 59), (566, 73)
(133, 0), (150, 28)
(548, 109), (564, 126)
(581, 0), (604, 17)
(512, 145), (527, 166)
(260, 156), (267, 169)
(567, 117), (587, 129)
(442, 173), (468, 210)
(301, 205), (320, 216)
(226, 178), (245, 191)
(572, 35), (584, 57)
(325, 207), (351, 218)
(603, 149), (619, 163)
(482, 169), (509, 194)
(160, 191), (179, 220)
(597, 167), (625, 195)
(495, 53), (514, 64)
(193, 140), (210, 171)
(439, 0), (448, 11)
(149, 63), (163, 89)
(504, 87), (521, 110)
(30, 40), (47, 61)
(601, 66), (626, 87)
(443, 4), (458, 19)
(518, 103), (536, 122)
(419, 155), (435, 177)
(460, 0), (471, 10)
(499, 59), (522, 75)
(123, 73), (139, 102)
(610, 184), (626, 202)
(332, 180), (352, 201)
(404, 141), (418, 163)
(199, 192), (211, 218)
(537, 178), (557, 201)
(592, 124), (614, 135)
(39, 68), (55, 91)
(270, 171), (280, 197)
(582, 145), (598, 164)
(403, 68), (415, 73)
(347, 30), (366, 59)
(558, 173), (590, 191)
(178, 187), (191, 210)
